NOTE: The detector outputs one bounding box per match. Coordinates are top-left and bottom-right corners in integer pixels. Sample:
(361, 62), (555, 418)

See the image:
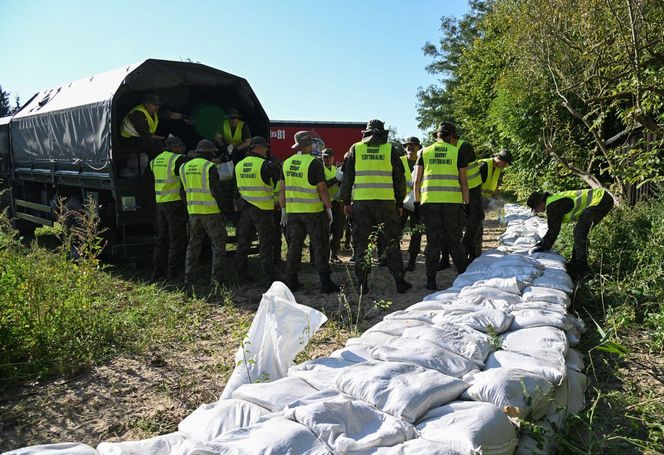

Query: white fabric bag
(509, 308), (572, 331)
(178, 399), (270, 443)
(432, 308), (514, 334)
(221, 282), (327, 398)
(288, 356), (360, 391)
(484, 350), (567, 385)
(353, 438), (467, 454)
(335, 361), (468, 423)
(522, 286), (571, 308)
(97, 432), (195, 455)
(5, 444), (99, 455)
(500, 326), (569, 357)
(232, 376), (318, 412)
(400, 324), (493, 366)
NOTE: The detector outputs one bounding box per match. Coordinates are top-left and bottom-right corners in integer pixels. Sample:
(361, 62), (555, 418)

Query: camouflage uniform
(286, 211), (331, 275)
(462, 187), (485, 259)
(185, 213), (228, 284)
(152, 201), (187, 279)
(329, 200), (345, 258)
(236, 202), (276, 278)
(422, 203), (467, 277)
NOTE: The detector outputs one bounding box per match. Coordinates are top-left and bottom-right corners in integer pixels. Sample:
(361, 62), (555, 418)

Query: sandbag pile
(6, 204), (587, 455)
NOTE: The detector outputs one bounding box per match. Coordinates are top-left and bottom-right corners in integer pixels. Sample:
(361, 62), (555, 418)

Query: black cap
(402, 136), (421, 147)
(362, 119), (388, 134)
(433, 121), (456, 137)
(496, 149), (513, 164)
(250, 136), (269, 149)
(226, 108), (242, 118)
(322, 148), (334, 157)
(526, 191), (546, 210)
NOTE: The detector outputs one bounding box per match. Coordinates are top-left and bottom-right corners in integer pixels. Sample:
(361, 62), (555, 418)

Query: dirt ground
(0, 220), (504, 451)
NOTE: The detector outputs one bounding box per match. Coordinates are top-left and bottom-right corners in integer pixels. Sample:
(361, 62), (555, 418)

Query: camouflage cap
(165, 135), (185, 149)
(291, 131), (314, 149)
(197, 139), (219, 153)
(432, 121), (456, 137)
(402, 136), (421, 147)
(250, 136), (269, 149)
(362, 119), (388, 134)
(495, 148), (513, 164)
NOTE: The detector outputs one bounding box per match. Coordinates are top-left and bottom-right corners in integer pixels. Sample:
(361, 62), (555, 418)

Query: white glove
(326, 207), (333, 227)
(227, 144), (235, 154)
(335, 168), (344, 181)
(280, 209), (289, 227)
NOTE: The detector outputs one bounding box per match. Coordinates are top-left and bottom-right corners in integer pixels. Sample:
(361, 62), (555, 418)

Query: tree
(0, 85), (11, 117)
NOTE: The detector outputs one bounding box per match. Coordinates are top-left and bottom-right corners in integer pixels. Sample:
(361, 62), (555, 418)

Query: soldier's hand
(280, 209), (289, 227)
(344, 204), (353, 216)
(398, 207), (404, 217)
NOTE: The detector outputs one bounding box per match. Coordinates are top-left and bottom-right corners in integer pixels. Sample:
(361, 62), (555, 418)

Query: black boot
(437, 260), (450, 271)
(320, 272), (340, 294)
(287, 274), (301, 291)
(405, 255), (417, 272)
(395, 276), (413, 294)
(426, 276), (438, 291)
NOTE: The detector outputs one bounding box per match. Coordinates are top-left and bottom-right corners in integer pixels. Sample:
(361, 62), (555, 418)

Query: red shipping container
(269, 121), (365, 165)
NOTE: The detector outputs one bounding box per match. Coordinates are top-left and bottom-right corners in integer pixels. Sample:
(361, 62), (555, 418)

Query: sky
(0, 0), (470, 139)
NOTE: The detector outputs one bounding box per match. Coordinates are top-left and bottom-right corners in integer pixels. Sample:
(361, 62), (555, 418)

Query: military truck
(0, 59), (269, 256)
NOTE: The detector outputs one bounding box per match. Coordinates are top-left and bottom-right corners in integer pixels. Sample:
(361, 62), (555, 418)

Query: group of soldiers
(124, 93), (612, 294)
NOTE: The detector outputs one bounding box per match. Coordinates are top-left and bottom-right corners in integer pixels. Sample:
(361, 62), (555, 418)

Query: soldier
(213, 108), (251, 162)
(279, 131), (340, 294)
(414, 122), (471, 291)
(339, 119), (412, 294)
(180, 139), (228, 287)
(527, 188), (614, 279)
(149, 135), (188, 281)
(401, 136), (423, 271)
(234, 137), (280, 283)
(321, 148), (344, 262)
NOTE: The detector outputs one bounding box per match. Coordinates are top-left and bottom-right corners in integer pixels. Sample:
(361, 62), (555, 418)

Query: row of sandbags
(6, 204), (587, 455)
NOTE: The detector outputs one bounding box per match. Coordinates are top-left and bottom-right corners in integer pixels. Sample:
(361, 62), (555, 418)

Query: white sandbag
(511, 300), (567, 314)
(566, 368), (588, 415)
(458, 286), (523, 304)
(336, 361), (468, 423)
(232, 376), (318, 412)
(522, 286), (571, 308)
(472, 277), (526, 294)
(330, 345), (373, 362)
(183, 415), (330, 455)
(5, 444), (98, 455)
(401, 324), (493, 366)
(485, 266), (540, 282)
(97, 432), (194, 455)
(353, 438), (466, 455)
(221, 282), (328, 399)
(462, 368), (554, 420)
(384, 309), (439, 324)
(489, 254), (544, 271)
(288, 356), (360, 390)
(405, 299), (460, 312)
(432, 308), (514, 334)
(452, 272), (487, 289)
(416, 401), (519, 455)
(422, 289), (460, 302)
(347, 331), (400, 347)
(532, 270), (573, 293)
(565, 349), (585, 372)
(484, 350), (567, 386)
(371, 338), (479, 377)
(450, 296), (514, 312)
(364, 318), (430, 336)
(566, 313), (587, 334)
(566, 326), (581, 347)
(509, 308), (572, 331)
(178, 399), (269, 442)
(500, 326), (569, 357)
(283, 390), (417, 453)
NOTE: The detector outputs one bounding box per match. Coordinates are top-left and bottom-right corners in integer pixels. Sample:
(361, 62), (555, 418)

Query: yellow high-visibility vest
(353, 142), (394, 201)
(235, 156), (273, 211)
(480, 158), (502, 197)
(324, 164), (339, 200)
(546, 189), (606, 223)
(458, 139), (482, 189)
(120, 104), (158, 138)
(420, 141), (462, 204)
(179, 158), (221, 215)
(400, 155), (413, 186)
(222, 119), (245, 146)
(283, 153), (323, 213)
(150, 150), (182, 203)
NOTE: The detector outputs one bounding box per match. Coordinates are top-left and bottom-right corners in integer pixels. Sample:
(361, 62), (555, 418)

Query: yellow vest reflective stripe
(400, 155), (413, 187)
(546, 189), (606, 223)
(235, 156), (273, 210)
(420, 141), (462, 204)
(457, 140), (482, 189)
(150, 150), (182, 203)
(283, 153), (323, 213)
(222, 120), (244, 146)
(179, 158), (221, 215)
(353, 142), (395, 201)
(120, 104), (159, 138)
(324, 164), (339, 200)
(480, 158), (502, 197)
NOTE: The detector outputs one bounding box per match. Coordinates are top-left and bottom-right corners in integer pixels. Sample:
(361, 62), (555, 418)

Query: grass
(550, 193), (664, 454)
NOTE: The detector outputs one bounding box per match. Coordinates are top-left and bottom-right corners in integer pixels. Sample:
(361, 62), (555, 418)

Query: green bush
(0, 206), (205, 388)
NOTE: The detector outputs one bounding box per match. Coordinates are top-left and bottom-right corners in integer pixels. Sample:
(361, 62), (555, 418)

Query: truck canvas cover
(9, 59), (268, 169)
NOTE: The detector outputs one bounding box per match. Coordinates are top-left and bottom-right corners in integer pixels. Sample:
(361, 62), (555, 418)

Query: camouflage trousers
(329, 201), (345, 257)
(422, 203), (467, 277)
(185, 213), (228, 284)
(286, 211), (331, 274)
(572, 192), (614, 268)
(461, 189), (485, 259)
(352, 200), (405, 283)
(236, 203), (275, 277)
(152, 201), (187, 279)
